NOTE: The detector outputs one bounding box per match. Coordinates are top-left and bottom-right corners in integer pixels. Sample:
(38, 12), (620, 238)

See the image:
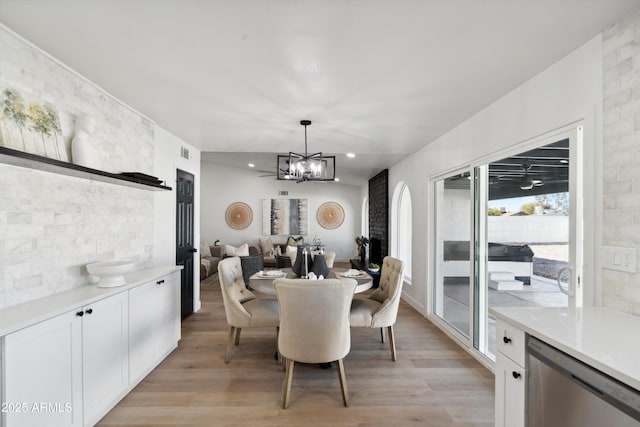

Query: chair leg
(380, 327), (385, 343)
(337, 358), (349, 407)
(282, 359), (295, 409)
(388, 325), (397, 361)
(225, 327), (236, 363)
(234, 327), (242, 345)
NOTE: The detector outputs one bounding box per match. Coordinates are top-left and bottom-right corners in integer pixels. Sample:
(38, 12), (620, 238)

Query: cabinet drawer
(496, 319), (525, 366)
(495, 351), (526, 427)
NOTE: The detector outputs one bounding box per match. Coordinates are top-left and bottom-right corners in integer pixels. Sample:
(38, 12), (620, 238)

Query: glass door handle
(556, 267), (574, 296)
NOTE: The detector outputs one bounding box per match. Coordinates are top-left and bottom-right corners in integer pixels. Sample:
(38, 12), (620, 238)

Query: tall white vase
(71, 115), (98, 169)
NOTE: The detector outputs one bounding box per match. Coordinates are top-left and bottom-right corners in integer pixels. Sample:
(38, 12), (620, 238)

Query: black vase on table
(292, 245), (313, 278)
(359, 245), (367, 268)
(311, 253), (330, 278)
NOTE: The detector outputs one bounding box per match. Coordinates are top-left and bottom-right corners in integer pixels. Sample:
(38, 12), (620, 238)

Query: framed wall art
(0, 87), (68, 161)
(262, 198), (308, 236)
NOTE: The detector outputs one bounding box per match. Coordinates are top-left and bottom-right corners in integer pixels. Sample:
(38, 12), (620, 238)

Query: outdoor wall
(0, 25), (199, 309)
(200, 161), (362, 262)
(602, 9), (640, 314)
(488, 216), (569, 244)
(389, 35), (603, 313)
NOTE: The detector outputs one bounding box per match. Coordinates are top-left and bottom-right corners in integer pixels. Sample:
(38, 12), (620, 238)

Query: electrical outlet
(603, 246), (637, 273)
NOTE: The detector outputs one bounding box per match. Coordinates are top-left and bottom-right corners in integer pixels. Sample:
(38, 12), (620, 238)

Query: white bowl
(87, 260), (135, 288)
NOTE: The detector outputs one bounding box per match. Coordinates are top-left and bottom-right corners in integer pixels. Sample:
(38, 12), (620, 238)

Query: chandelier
(277, 120), (336, 182)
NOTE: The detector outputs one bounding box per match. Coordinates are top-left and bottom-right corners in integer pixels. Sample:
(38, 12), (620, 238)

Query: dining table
(249, 267), (373, 295)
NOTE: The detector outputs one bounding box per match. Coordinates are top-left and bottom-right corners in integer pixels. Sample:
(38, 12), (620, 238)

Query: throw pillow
(200, 242), (212, 257)
(259, 236), (274, 254)
(225, 243), (250, 257)
(285, 245), (298, 263)
(286, 236), (304, 247)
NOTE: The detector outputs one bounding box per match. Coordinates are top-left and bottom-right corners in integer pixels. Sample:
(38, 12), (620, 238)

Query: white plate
(339, 272), (367, 278)
(257, 271), (285, 278)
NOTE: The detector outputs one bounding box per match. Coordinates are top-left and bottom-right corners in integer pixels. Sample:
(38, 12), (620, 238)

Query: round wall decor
(225, 202), (253, 230)
(316, 201), (345, 229)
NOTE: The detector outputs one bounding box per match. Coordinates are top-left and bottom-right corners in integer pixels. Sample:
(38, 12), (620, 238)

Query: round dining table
(249, 267), (373, 295)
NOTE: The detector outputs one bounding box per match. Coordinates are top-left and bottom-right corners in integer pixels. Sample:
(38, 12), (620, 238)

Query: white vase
(71, 115), (98, 169)
(72, 132), (98, 169)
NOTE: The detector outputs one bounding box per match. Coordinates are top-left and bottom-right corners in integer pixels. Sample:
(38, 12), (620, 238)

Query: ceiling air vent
(278, 190), (289, 196)
(181, 147), (189, 159)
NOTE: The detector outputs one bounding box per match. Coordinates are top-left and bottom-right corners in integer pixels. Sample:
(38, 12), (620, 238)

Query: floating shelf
(0, 147), (172, 191)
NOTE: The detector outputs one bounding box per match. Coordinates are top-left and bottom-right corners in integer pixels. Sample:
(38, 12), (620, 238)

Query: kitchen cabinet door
(129, 272), (180, 383)
(156, 273), (180, 353)
(495, 351), (526, 427)
(3, 309), (83, 427)
(129, 279), (158, 383)
(82, 291), (129, 426)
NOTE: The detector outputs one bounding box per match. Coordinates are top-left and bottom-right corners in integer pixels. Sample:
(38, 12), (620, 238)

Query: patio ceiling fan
(519, 164), (544, 190)
(494, 161), (544, 190)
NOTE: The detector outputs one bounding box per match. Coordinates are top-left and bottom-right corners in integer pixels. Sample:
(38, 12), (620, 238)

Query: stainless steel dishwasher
(527, 335), (640, 427)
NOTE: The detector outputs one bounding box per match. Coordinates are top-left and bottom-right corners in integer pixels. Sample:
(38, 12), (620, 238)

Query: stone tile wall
(602, 8), (640, 314)
(0, 27), (155, 308)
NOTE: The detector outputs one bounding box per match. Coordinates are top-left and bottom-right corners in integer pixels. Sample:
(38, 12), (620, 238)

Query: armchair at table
(349, 256), (405, 361)
(218, 256), (280, 363)
(274, 277), (357, 408)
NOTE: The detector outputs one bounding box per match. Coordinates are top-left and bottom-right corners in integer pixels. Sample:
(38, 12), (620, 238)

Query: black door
(176, 169), (196, 320)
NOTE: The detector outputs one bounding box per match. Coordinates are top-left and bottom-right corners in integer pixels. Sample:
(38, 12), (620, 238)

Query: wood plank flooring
(97, 272), (494, 426)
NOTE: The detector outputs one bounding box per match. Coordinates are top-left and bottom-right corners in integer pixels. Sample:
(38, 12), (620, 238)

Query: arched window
(361, 196), (369, 237)
(392, 182), (412, 282)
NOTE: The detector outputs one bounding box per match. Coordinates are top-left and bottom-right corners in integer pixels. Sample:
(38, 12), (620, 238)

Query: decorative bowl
(87, 260), (135, 288)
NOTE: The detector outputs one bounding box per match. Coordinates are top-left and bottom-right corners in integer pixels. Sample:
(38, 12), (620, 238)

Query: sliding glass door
(433, 171), (472, 340)
(432, 126), (583, 361)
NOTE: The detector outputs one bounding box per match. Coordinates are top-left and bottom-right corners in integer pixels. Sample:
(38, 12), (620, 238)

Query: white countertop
(0, 265), (182, 337)
(491, 306), (640, 391)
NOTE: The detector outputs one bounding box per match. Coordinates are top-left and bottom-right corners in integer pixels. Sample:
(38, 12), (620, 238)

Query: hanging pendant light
(277, 120), (336, 183)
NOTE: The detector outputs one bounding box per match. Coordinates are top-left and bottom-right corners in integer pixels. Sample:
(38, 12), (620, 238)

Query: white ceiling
(0, 0), (638, 185)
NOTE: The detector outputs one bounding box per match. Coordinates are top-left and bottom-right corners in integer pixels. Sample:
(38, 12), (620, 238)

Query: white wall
(153, 127), (201, 312)
(201, 161), (363, 261)
(488, 216), (569, 243)
(390, 35), (603, 314)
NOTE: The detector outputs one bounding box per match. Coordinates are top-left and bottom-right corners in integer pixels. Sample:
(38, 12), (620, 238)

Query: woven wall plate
(316, 201), (345, 229)
(225, 202), (253, 230)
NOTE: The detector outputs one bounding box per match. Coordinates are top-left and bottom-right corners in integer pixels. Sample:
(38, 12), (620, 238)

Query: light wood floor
(98, 272), (494, 426)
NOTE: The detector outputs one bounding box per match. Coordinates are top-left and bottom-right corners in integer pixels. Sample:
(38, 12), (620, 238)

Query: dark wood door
(176, 169), (195, 320)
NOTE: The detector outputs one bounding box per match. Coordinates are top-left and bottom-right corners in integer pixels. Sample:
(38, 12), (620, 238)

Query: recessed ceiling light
(559, 159), (569, 164)
(334, 177), (340, 182)
(346, 153), (356, 158)
(248, 163), (255, 168)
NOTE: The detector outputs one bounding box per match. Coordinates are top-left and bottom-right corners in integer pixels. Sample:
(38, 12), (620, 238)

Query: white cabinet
(3, 309), (83, 427)
(129, 272), (180, 383)
(494, 319), (527, 427)
(0, 267), (181, 427)
(2, 292), (128, 427)
(82, 292), (129, 426)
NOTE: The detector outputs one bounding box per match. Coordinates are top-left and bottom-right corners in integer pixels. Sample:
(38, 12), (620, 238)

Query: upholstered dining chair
(274, 278), (357, 409)
(218, 256), (280, 363)
(349, 256), (405, 361)
(323, 251), (336, 268)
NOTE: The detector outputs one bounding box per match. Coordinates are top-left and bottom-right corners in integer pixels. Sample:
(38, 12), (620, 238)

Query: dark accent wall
(368, 169), (388, 264)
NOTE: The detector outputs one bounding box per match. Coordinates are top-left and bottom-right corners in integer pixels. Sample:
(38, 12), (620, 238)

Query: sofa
(200, 243), (224, 280)
(200, 242), (265, 281)
(257, 236), (306, 268)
